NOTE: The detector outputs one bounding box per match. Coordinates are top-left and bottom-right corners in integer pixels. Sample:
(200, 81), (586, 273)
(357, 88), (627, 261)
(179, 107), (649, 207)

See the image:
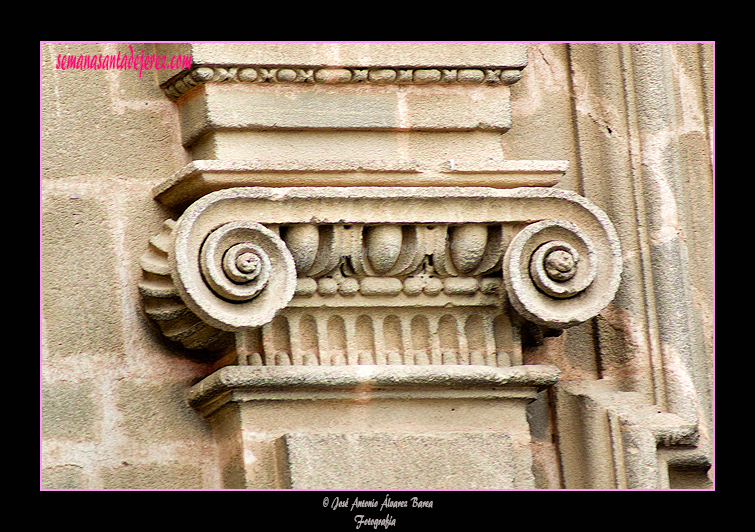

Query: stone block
(42, 381), (99, 441)
(116, 381), (212, 441)
(42, 465), (87, 489)
(281, 432), (519, 489)
(41, 194), (124, 356)
(403, 86), (511, 131)
(180, 86), (399, 146)
(179, 84), (513, 146)
(101, 463), (204, 489)
(42, 43), (186, 180)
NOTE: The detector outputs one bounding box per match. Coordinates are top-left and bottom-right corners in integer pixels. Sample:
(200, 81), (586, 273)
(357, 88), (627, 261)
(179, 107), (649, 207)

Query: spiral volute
(173, 220), (297, 332)
(200, 223), (274, 302)
(503, 219), (611, 329)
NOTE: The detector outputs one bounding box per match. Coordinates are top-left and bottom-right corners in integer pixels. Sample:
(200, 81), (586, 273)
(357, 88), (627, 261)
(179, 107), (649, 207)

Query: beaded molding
(162, 65), (524, 99)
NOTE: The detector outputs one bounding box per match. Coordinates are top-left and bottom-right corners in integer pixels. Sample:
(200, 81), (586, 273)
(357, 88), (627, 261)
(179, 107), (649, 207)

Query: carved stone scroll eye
(503, 220), (608, 329)
(529, 238), (597, 299)
(200, 224), (272, 302)
(173, 220), (297, 331)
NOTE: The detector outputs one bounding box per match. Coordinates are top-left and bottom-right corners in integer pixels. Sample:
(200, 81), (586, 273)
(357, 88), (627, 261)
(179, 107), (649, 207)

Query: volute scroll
(172, 217), (297, 332)
(503, 219), (617, 329)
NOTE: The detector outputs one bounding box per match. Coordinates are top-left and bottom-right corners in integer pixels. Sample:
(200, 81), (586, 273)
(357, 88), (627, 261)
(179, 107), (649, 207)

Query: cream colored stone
(42, 42), (713, 491)
(153, 158), (568, 209)
(187, 365), (556, 488)
(138, 186), (621, 378)
(173, 215), (296, 331)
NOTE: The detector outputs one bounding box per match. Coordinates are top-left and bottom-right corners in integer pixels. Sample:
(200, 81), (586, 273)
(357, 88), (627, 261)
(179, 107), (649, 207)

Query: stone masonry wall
(41, 42), (714, 489)
(41, 42), (221, 489)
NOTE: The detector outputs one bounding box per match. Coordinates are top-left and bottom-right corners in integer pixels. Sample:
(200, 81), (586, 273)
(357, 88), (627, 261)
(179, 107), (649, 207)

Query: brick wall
(41, 42), (221, 489)
(41, 42), (714, 490)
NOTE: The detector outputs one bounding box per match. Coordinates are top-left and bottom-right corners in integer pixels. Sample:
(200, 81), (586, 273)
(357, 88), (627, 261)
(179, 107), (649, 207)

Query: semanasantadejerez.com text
(55, 44), (192, 78)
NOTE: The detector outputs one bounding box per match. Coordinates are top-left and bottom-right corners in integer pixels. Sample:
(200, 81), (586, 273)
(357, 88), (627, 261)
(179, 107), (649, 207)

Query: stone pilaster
(138, 43), (624, 489)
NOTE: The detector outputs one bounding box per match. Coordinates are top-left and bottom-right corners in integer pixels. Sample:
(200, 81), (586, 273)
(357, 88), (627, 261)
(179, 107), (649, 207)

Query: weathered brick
(101, 463), (203, 489)
(116, 381), (211, 441)
(42, 465), (87, 489)
(42, 381), (100, 441)
(41, 194), (124, 356)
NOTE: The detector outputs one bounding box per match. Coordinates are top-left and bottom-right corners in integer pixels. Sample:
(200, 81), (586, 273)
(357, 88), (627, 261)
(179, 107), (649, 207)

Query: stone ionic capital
(138, 186), (621, 361)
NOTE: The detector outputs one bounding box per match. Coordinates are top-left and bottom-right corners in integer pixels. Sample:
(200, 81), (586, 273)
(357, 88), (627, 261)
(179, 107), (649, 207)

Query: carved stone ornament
(139, 186), (621, 362)
(163, 66), (524, 100)
(128, 43), (709, 491)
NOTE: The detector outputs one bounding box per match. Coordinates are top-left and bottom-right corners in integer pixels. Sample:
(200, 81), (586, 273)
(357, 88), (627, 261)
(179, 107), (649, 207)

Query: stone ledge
(153, 159), (568, 208)
(187, 364), (561, 411)
(555, 379), (705, 488)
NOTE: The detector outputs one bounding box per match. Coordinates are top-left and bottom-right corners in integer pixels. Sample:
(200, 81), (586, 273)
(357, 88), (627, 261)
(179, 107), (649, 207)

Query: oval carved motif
(449, 225), (488, 274)
(283, 224), (320, 275)
(365, 225), (403, 275)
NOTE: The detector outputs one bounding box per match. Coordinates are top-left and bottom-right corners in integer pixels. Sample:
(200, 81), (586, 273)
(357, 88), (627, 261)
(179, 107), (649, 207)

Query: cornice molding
(152, 159), (568, 209)
(162, 65), (524, 99)
(187, 364), (561, 416)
